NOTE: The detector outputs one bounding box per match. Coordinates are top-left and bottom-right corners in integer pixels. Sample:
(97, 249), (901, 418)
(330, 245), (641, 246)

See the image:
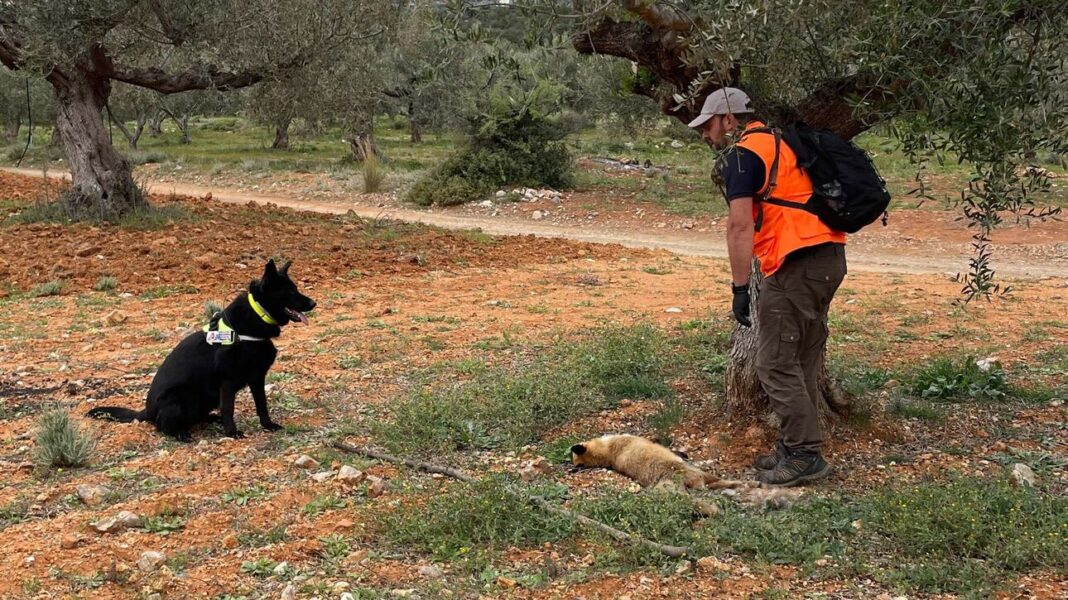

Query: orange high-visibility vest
(735, 121), (846, 276)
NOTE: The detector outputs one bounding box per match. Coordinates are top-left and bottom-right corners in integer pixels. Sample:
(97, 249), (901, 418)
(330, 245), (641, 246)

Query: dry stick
(333, 442), (692, 558)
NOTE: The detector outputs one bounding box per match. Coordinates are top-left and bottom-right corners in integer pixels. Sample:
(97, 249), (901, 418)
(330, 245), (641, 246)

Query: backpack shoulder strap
(762, 128), (781, 201)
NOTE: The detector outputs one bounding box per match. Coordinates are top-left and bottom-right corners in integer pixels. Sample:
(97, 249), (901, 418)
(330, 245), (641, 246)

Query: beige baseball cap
(687, 87), (753, 128)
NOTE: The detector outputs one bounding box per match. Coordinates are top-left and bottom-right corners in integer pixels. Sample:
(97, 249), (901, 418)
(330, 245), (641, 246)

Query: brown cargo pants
(755, 242), (847, 454)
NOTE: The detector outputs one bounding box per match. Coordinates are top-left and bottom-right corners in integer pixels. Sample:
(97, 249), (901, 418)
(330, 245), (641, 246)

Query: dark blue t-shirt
(719, 147), (766, 202)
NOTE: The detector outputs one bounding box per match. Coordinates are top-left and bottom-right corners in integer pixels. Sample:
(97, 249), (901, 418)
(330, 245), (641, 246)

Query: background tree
(0, 0), (380, 220)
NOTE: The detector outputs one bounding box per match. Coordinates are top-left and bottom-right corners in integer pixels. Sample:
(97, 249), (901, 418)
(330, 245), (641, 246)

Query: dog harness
(203, 293), (277, 345)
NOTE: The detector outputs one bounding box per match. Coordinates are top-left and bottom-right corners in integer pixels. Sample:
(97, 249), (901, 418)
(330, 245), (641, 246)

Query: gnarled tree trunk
(2, 117), (18, 144)
(725, 268), (851, 427)
(49, 69), (144, 220)
(271, 117), (291, 149)
(147, 109), (164, 137)
(347, 110), (380, 161)
(408, 99), (422, 144)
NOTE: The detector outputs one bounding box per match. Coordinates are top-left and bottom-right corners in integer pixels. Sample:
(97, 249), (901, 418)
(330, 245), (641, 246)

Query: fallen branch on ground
(333, 441), (693, 558)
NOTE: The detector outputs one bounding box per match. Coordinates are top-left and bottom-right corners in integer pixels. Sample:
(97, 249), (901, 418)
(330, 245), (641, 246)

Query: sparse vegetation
(32, 409), (94, 469)
(907, 355), (1009, 401)
(92, 276), (118, 292)
(30, 280), (64, 297)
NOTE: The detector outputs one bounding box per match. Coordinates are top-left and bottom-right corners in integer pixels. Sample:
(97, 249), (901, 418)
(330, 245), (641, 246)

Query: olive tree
(0, 0), (380, 219)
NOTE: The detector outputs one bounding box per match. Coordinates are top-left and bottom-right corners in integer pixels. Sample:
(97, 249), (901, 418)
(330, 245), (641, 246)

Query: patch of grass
(6, 198), (189, 230)
(699, 496), (857, 566)
(221, 484), (270, 506)
(237, 524), (289, 548)
(336, 355), (364, 370)
(376, 325), (670, 454)
(140, 283), (198, 299)
(203, 299), (223, 320)
(641, 266), (673, 275)
(383, 477), (573, 563)
(906, 356), (1008, 402)
(578, 488), (698, 567)
(361, 147), (386, 193)
(887, 398), (943, 421)
(240, 557), (278, 577)
(30, 280), (64, 297)
(646, 398), (686, 445)
(33, 408), (95, 469)
(864, 478), (1067, 596)
(0, 497), (30, 530)
(302, 494), (347, 517)
(92, 276), (117, 292)
(142, 514), (186, 535)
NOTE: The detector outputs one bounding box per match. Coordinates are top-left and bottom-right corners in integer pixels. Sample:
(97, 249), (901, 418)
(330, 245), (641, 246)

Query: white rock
(340, 593), (355, 600)
(670, 140), (685, 149)
(76, 483), (110, 507)
(94, 510), (143, 533)
(495, 190), (506, 198)
(531, 210), (544, 221)
(273, 561), (290, 576)
(311, 471), (335, 483)
(366, 475), (386, 498)
(665, 307), (683, 313)
(418, 565), (444, 578)
(293, 455), (320, 469)
(479, 200), (493, 207)
(975, 356), (1000, 372)
(1011, 463), (1037, 487)
(336, 465), (365, 484)
(137, 551), (166, 572)
(281, 583), (298, 600)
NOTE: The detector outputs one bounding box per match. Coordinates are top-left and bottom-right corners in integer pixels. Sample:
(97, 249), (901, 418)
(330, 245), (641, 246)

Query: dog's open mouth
(285, 308), (310, 324)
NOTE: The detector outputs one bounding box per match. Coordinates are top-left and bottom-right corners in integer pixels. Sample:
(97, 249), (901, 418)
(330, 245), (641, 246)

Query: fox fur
(570, 434), (745, 491)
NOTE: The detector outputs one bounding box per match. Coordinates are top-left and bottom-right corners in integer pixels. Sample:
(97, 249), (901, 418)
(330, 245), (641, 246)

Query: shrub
(93, 276), (117, 292)
(33, 409), (95, 468)
(406, 94), (573, 207)
(361, 145), (386, 193)
(30, 280), (64, 297)
(907, 356), (1008, 401)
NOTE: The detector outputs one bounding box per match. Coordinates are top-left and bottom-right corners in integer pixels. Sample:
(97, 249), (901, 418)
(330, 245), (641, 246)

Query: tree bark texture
(49, 69), (144, 219)
(2, 117), (18, 144)
(408, 99), (422, 144)
(147, 110), (164, 137)
(271, 117), (291, 149)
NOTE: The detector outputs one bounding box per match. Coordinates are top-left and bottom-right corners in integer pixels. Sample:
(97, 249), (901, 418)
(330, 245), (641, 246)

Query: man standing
(689, 87), (847, 487)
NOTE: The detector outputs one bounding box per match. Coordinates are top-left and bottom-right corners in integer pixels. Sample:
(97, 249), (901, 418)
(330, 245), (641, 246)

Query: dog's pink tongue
(296, 311), (309, 325)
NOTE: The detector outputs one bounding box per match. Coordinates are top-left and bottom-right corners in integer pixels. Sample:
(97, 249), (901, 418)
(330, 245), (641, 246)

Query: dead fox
(570, 434), (746, 491)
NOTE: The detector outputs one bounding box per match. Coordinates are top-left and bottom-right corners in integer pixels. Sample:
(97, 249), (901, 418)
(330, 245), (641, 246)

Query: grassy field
(6, 115), (1067, 217)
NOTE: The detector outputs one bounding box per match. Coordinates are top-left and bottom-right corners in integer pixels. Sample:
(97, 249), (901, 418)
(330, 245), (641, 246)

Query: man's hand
(732, 283), (751, 327)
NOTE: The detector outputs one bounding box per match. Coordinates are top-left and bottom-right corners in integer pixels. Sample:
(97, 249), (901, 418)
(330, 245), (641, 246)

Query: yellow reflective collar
(248, 292), (278, 325)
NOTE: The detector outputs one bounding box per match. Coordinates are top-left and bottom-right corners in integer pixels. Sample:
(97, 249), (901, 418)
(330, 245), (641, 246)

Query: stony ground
(0, 171), (1065, 599)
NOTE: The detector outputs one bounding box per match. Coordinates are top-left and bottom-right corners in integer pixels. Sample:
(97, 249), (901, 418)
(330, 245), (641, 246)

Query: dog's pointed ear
(280, 260), (292, 276)
(263, 259), (278, 280)
(570, 444), (587, 456)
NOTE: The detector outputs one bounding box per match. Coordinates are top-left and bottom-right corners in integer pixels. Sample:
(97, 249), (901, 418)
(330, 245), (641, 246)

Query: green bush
(406, 96), (573, 207)
(93, 276), (117, 292)
(907, 356), (1008, 401)
(33, 409), (95, 468)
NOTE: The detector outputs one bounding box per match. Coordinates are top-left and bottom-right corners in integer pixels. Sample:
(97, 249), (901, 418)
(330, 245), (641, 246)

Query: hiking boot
(757, 451), (831, 487)
(753, 441), (787, 471)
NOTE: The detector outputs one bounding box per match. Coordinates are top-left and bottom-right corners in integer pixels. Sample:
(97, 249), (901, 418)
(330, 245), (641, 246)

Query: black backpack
(756, 125), (890, 234)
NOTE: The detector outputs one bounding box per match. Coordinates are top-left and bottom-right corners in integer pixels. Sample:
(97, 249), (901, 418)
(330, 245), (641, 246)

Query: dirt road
(5, 166), (1066, 279)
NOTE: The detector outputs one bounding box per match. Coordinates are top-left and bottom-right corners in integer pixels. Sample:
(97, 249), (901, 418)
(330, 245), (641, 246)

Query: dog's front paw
(260, 420), (283, 432)
(225, 429), (245, 439)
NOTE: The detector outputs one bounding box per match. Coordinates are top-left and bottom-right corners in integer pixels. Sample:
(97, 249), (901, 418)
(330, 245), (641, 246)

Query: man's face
(699, 114), (738, 149)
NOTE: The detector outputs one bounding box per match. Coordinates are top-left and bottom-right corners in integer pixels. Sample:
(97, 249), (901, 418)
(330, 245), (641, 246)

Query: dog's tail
(86, 406), (145, 423)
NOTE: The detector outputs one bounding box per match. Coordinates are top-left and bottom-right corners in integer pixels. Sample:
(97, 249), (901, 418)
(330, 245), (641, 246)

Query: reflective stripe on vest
(735, 121), (846, 276)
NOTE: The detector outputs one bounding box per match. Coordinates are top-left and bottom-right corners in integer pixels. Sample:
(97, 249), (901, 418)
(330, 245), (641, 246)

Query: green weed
(33, 409), (95, 469)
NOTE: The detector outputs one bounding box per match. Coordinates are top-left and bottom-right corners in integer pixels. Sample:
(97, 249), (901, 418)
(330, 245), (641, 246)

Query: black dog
(89, 260), (316, 441)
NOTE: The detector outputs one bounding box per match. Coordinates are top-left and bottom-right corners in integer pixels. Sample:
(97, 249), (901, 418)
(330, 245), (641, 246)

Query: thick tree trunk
(271, 117), (291, 149)
(347, 110), (380, 161)
(725, 266), (850, 425)
(175, 113), (191, 144)
(2, 117), (19, 144)
(408, 99), (422, 144)
(147, 109), (164, 137)
(50, 70), (144, 220)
